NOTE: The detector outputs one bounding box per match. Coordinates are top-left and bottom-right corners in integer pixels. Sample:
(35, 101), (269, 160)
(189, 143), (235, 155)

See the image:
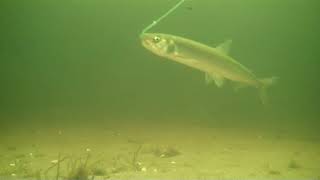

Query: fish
(141, 33), (277, 104)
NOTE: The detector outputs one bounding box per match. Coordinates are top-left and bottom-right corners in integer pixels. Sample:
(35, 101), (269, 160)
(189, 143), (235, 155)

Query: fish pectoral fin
(216, 39), (232, 54)
(166, 40), (177, 54)
(205, 73), (213, 85)
(205, 72), (225, 87)
(233, 82), (249, 92)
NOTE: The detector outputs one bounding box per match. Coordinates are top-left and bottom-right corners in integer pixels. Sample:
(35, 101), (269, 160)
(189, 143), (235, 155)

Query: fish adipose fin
(259, 76), (278, 104)
(205, 72), (224, 87)
(216, 39), (232, 54)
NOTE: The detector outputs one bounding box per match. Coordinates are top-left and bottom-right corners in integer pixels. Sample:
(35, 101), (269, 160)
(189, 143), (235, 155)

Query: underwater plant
(0, 154), (40, 179)
(66, 164), (90, 180)
(110, 144), (145, 174)
(132, 144), (143, 171)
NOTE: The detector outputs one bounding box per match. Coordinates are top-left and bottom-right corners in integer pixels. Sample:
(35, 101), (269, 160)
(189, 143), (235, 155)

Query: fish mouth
(141, 33), (154, 49)
(141, 40), (152, 51)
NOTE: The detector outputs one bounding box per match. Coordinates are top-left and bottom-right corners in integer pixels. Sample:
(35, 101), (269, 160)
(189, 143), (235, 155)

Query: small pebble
(141, 167), (147, 172)
(51, 160), (58, 164)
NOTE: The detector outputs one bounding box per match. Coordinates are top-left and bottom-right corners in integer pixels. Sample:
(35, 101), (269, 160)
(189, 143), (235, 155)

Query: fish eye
(153, 36), (161, 43)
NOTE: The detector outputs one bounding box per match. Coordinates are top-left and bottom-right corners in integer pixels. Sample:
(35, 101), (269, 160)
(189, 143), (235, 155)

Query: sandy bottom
(0, 120), (319, 179)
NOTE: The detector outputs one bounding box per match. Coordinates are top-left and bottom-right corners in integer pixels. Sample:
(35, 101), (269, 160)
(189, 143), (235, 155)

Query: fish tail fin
(258, 76), (278, 104)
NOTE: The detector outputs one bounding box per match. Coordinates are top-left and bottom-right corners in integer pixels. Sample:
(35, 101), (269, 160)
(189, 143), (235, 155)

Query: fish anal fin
(205, 73), (213, 85)
(216, 39), (232, 54)
(205, 72), (224, 87)
(258, 76), (278, 104)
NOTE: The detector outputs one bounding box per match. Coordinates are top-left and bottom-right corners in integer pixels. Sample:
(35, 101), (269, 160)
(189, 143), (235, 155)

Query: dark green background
(1, 0), (319, 132)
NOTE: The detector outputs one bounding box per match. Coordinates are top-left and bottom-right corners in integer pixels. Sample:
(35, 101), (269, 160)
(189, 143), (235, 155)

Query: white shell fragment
(141, 167), (147, 172)
(51, 160), (58, 164)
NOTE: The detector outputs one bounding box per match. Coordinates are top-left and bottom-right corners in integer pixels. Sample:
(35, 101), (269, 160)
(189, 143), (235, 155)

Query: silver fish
(141, 33), (277, 104)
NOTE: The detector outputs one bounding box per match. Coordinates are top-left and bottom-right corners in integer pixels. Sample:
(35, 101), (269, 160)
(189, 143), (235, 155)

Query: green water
(0, 0), (319, 179)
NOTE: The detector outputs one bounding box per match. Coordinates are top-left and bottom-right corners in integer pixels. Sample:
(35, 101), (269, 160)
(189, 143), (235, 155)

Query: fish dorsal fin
(205, 72), (225, 87)
(216, 39), (232, 54)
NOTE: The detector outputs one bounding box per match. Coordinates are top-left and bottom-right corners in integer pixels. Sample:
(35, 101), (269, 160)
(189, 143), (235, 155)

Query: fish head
(141, 33), (176, 58)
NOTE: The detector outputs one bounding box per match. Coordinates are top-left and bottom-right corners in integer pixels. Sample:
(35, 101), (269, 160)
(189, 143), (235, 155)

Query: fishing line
(140, 0), (186, 36)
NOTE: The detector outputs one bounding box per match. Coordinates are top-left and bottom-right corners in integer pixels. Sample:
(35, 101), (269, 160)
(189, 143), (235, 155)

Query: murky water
(1, 0), (319, 179)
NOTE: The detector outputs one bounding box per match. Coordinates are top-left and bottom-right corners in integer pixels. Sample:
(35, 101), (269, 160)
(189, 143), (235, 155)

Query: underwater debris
(152, 145), (181, 158)
(141, 167), (147, 172)
(0, 157), (37, 178)
(21, 169), (42, 179)
(110, 145), (145, 174)
(268, 170), (281, 175)
(64, 152), (92, 180)
(1, 150), (110, 180)
(263, 162), (281, 176)
(170, 161), (176, 164)
(91, 166), (107, 176)
(66, 165), (90, 180)
(51, 159), (59, 164)
(44, 151), (109, 180)
(127, 138), (143, 145)
(132, 144), (143, 171)
(288, 159), (301, 169)
(110, 154), (131, 174)
(89, 158), (109, 177)
(110, 166), (127, 174)
(44, 153), (68, 180)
